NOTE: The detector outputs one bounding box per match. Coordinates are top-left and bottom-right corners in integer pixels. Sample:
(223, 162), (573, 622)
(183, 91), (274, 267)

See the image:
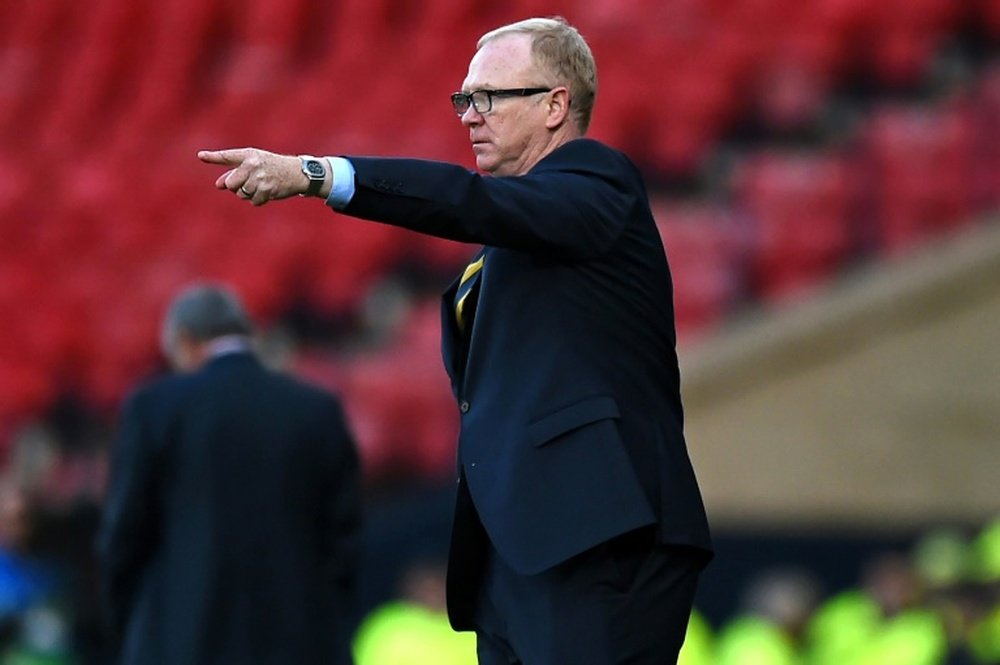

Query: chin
(476, 156), (499, 174)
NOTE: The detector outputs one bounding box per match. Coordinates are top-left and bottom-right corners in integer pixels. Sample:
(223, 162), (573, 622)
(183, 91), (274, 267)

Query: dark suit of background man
(200, 15), (712, 665)
(98, 285), (361, 665)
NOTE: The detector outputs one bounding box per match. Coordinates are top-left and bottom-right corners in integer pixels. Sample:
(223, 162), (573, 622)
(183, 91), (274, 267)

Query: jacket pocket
(526, 395), (621, 448)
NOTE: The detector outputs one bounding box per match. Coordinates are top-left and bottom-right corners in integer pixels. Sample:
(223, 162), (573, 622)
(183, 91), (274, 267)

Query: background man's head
(161, 285), (254, 372)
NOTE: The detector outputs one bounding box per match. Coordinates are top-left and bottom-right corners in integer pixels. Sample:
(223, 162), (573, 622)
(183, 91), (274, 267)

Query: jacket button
(460, 401), (470, 413)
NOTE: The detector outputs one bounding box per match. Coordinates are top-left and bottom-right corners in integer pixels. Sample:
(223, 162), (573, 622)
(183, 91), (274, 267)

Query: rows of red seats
(0, 0), (997, 477)
(656, 73), (999, 343)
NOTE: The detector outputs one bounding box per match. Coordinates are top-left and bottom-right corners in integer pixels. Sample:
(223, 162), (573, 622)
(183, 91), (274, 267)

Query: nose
(460, 105), (483, 127)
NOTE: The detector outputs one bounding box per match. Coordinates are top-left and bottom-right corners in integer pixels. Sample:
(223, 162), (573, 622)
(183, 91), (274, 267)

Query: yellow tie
(455, 256), (484, 334)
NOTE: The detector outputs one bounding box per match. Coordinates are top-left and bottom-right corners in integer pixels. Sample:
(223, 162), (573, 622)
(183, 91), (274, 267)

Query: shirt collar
(206, 335), (253, 358)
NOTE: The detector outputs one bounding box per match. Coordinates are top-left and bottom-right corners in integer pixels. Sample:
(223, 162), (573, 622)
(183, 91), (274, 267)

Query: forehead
(462, 33), (538, 90)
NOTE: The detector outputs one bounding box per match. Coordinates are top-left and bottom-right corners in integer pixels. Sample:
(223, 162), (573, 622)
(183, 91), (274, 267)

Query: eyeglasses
(450, 88), (552, 116)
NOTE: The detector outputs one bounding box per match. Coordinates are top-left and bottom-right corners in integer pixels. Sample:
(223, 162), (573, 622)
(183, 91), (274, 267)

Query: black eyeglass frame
(450, 88), (553, 116)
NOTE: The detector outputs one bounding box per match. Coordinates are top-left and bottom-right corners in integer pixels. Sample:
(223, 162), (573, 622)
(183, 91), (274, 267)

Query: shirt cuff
(324, 157), (357, 210)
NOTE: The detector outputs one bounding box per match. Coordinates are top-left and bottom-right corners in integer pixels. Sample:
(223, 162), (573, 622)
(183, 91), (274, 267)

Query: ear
(544, 87), (571, 129)
(172, 329), (206, 372)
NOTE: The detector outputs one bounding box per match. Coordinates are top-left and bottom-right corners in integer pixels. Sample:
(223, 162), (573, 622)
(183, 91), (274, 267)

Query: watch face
(305, 160), (325, 178)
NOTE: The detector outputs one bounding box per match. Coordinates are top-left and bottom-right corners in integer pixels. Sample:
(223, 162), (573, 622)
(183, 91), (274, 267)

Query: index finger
(197, 148), (251, 166)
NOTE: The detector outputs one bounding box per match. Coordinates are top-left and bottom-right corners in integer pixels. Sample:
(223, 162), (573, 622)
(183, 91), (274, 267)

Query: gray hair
(478, 17), (598, 133)
(162, 284), (253, 351)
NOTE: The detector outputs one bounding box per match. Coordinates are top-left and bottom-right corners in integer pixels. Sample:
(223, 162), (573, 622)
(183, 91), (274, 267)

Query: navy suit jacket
(98, 353), (360, 665)
(344, 138), (711, 623)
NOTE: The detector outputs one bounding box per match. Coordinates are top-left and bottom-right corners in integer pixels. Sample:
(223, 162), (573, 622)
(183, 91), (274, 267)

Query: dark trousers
(472, 527), (704, 665)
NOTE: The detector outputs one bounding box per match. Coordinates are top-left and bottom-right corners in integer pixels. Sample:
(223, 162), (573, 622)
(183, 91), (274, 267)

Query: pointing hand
(198, 148), (312, 206)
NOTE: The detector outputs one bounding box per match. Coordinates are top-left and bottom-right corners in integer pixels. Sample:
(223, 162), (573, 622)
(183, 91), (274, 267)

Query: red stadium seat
(341, 317), (458, 483)
(297, 215), (407, 315)
(864, 0), (960, 88)
(101, 0), (223, 154)
(0, 0), (90, 147)
(751, 14), (845, 132)
(650, 65), (740, 173)
(735, 149), (855, 301)
(0, 358), (54, 429)
(1, 0), (995, 453)
(863, 102), (976, 256)
(969, 63), (1000, 210)
(981, 0), (1000, 39)
(34, 0), (154, 155)
(653, 200), (748, 344)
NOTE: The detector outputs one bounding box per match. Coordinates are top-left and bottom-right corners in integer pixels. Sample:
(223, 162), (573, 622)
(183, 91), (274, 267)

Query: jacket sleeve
(342, 140), (639, 259)
(97, 389), (161, 638)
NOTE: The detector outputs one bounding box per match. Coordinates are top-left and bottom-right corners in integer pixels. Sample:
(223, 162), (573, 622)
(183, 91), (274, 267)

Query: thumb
(197, 148), (251, 166)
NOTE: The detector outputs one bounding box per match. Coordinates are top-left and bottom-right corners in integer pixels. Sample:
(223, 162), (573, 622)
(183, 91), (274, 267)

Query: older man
(200, 17), (711, 665)
(99, 285), (360, 665)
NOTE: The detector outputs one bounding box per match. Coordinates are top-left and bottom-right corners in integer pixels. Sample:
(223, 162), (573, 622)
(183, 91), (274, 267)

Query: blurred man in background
(353, 557), (477, 665)
(199, 16), (711, 665)
(98, 285), (361, 665)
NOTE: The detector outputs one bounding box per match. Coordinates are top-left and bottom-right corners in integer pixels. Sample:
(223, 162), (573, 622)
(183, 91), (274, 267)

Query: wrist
(298, 155), (330, 197)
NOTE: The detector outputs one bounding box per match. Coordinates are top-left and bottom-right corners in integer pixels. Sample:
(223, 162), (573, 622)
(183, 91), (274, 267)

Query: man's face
(460, 34), (552, 177)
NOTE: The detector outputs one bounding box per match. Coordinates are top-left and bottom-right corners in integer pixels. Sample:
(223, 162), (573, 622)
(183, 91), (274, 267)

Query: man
(199, 17), (711, 664)
(98, 285), (360, 665)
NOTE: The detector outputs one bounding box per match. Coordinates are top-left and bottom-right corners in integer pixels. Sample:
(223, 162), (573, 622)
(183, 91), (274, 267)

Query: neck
(515, 125), (582, 175)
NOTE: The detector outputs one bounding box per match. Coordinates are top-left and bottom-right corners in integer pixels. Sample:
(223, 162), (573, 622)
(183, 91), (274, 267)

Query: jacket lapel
(440, 247), (487, 388)
(440, 278), (461, 387)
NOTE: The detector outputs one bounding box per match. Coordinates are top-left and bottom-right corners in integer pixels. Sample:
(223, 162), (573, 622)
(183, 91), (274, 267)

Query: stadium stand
(1, 3), (997, 664)
(0, 0), (997, 476)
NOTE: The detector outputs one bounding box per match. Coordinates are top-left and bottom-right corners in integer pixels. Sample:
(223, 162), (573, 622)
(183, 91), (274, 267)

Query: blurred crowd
(0, 371), (998, 665)
(348, 518), (1000, 665)
(2, 435), (996, 665)
(678, 520), (1000, 665)
(2, 0), (999, 444)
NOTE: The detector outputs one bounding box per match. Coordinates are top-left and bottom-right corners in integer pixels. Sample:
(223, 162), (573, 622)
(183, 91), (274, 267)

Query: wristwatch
(300, 155), (327, 197)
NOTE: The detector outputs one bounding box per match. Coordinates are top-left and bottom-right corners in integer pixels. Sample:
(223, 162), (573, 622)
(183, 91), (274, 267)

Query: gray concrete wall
(679, 219), (1000, 532)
